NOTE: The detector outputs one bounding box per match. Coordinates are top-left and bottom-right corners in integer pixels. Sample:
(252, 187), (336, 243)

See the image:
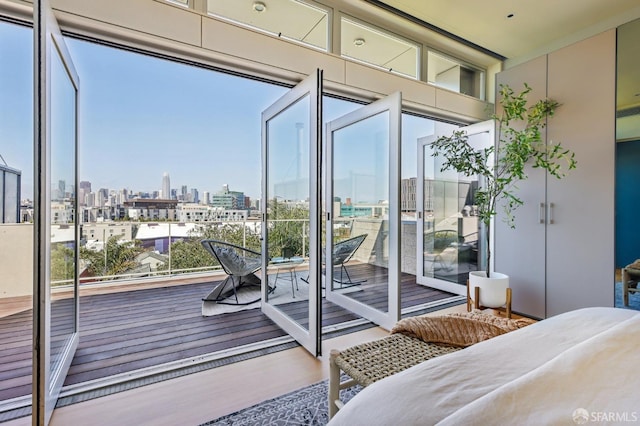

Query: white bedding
(328, 307), (640, 426)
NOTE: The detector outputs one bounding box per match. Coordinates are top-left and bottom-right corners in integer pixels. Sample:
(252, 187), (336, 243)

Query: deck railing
(2, 217), (367, 296)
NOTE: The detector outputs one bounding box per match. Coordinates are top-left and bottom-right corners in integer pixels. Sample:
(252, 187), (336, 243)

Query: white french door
(416, 120), (493, 295)
(324, 92), (402, 331)
(33, 1), (81, 423)
(261, 70), (322, 356)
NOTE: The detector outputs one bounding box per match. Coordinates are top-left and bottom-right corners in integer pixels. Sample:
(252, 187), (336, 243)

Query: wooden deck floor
(0, 264), (457, 403)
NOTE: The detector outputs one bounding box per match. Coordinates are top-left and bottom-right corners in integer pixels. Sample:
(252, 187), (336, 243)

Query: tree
(161, 238), (215, 272)
(431, 83), (576, 277)
(161, 203), (310, 272)
(80, 235), (144, 278)
(161, 223), (261, 272)
(51, 243), (75, 283)
(267, 199), (309, 257)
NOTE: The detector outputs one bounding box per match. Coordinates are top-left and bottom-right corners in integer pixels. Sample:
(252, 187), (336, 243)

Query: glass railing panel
(76, 220), (315, 284)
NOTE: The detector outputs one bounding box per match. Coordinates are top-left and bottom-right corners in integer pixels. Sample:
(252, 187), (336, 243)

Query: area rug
(202, 273), (362, 317)
(201, 271), (311, 316)
(614, 281), (640, 310)
(200, 379), (361, 426)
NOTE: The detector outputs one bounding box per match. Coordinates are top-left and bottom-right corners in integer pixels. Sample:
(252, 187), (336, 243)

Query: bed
(328, 307), (640, 425)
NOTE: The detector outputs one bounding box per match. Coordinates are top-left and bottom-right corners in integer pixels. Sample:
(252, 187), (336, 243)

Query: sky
(0, 20), (455, 202)
(0, 22), (33, 195)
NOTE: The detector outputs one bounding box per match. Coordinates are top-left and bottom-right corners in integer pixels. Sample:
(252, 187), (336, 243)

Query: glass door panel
(261, 71), (322, 356)
(49, 38), (78, 381)
(34, 2), (80, 423)
(325, 92), (401, 331)
(417, 120), (493, 294)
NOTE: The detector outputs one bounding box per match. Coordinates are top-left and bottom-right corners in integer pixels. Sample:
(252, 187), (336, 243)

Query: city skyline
(1, 20), (451, 207)
(61, 177), (251, 206)
(0, 23), (288, 202)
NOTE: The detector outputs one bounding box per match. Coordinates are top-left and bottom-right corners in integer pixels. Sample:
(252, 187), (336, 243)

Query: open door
(324, 92), (402, 331)
(416, 120), (494, 295)
(261, 71), (322, 356)
(33, 1), (80, 423)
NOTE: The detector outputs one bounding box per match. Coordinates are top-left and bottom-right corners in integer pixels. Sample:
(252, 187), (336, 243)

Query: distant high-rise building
(118, 188), (128, 205)
(162, 172), (170, 199)
(57, 180), (65, 200)
(401, 178), (417, 212)
(202, 191), (210, 205)
(79, 181), (92, 206)
(190, 188), (199, 204)
(1, 164), (21, 223)
(85, 192), (95, 207)
(170, 188), (177, 200)
(212, 184), (245, 210)
(97, 191), (106, 207)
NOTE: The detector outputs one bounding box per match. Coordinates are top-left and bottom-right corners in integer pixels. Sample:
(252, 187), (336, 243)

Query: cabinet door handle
(539, 202), (545, 224)
(548, 202), (555, 224)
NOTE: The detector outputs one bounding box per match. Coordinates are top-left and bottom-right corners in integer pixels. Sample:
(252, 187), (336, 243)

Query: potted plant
(430, 83), (576, 308)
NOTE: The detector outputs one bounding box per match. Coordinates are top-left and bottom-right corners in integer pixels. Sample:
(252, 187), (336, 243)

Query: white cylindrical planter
(468, 271), (509, 308)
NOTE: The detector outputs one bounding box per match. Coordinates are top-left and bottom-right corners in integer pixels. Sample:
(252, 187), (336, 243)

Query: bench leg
(328, 350), (341, 419)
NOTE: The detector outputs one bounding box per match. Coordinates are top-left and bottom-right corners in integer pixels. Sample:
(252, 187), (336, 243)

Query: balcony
(0, 221), (461, 420)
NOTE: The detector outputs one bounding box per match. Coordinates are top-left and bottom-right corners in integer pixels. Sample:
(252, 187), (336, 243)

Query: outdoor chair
(303, 234), (368, 288)
(330, 234), (368, 287)
(201, 239), (262, 305)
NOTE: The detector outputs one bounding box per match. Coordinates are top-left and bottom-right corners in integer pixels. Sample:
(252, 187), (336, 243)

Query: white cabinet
(494, 55), (548, 319)
(495, 30), (616, 319)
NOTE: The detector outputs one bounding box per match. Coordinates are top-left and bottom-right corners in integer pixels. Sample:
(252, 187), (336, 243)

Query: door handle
(548, 202), (555, 225)
(539, 202), (545, 224)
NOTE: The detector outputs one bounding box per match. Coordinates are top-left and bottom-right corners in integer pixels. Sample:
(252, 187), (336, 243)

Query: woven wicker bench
(328, 333), (462, 418)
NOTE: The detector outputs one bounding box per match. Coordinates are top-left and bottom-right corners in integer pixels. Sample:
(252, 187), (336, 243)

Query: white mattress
(328, 307), (640, 426)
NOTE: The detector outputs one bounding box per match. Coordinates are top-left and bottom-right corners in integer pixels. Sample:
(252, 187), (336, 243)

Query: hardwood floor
(37, 304), (469, 426)
(0, 264), (458, 406)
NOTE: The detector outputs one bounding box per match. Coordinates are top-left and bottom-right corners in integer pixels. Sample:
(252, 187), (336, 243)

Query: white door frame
(261, 70), (322, 356)
(325, 92), (402, 331)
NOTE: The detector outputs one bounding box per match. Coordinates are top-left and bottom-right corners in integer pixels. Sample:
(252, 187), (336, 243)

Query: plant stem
(485, 222), (491, 278)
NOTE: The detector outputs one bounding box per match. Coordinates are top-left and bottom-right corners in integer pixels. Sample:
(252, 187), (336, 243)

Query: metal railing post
(103, 228), (107, 275)
(302, 220), (306, 258)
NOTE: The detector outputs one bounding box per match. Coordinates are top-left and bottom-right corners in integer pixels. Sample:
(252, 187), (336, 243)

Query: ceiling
(205, 0), (640, 110)
(377, 0), (640, 111)
(377, 0), (640, 60)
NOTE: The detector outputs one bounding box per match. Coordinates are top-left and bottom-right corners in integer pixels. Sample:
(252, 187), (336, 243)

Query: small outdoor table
(269, 256), (305, 298)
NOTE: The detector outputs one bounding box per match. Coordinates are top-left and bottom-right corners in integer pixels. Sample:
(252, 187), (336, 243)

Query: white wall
(0, 224), (33, 298)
